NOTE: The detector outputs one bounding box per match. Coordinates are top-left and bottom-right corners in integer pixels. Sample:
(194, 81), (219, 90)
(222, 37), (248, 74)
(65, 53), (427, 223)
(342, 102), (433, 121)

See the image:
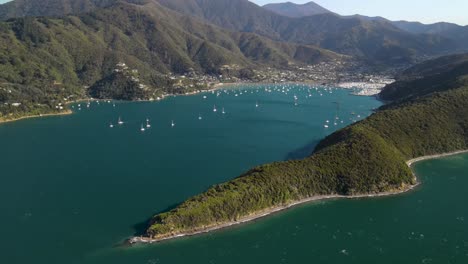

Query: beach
(407, 150), (468, 166)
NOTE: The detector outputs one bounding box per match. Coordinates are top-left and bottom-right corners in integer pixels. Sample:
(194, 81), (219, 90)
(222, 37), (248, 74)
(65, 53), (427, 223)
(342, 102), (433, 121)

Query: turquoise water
(0, 84), (466, 264)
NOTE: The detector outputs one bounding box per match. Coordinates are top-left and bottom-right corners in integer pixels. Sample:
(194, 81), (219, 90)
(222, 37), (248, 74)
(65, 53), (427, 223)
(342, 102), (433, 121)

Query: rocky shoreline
(126, 183), (418, 246)
(126, 149), (468, 246)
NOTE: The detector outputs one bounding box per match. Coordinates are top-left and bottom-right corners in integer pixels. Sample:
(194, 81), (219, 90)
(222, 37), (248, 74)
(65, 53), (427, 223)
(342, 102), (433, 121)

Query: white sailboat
(255, 101), (259, 108)
(140, 124), (145, 132)
(213, 105), (217, 112)
(198, 114), (203, 120)
(118, 117), (124, 125)
(171, 120), (175, 127)
(109, 123), (114, 128)
(146, 119), (151, 128)
(222, 108), (225, 114)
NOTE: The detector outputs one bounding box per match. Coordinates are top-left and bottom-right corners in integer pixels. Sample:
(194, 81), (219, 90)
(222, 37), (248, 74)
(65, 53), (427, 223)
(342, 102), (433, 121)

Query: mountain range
(262, 1), (332, 17)
(154, 0), (462, 63)
(1, 0), (346, 121)
(1, 0), (467, 249)
(1, 0), (468, 120)
(262, 1), (468, 49)
(1, 0), (466, 64)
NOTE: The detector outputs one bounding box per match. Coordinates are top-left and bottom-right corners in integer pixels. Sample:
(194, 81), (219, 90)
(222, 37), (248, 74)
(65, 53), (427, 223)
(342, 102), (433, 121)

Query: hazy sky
(0, 0), (466, 25)
(251, 0), (468, 25)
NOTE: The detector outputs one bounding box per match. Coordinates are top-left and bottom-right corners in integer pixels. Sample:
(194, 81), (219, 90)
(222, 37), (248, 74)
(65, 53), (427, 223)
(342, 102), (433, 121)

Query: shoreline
(0, 110), (72, 125)
(406, 150), (468, 166)
(128, 149), (468, 246)
(0, 80), (377, 125)
(0, 83), (235, 126)
(128, 183), (419, 246)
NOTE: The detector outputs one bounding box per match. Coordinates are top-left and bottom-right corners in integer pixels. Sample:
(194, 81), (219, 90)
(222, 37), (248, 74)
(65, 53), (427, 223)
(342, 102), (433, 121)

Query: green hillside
(155, 0), (458, 64)
(145, 54), (468, 240)
(263, 1), (332, 18)
(0, 0), (125, 19)
(379, 53), (468, 101)
(1, 0), (462, 64)
(0, 1), (339, 121)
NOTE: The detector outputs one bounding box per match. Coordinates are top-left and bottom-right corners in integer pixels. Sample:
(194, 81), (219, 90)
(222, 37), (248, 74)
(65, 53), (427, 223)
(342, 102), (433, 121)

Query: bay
(1, 84), (466, 264)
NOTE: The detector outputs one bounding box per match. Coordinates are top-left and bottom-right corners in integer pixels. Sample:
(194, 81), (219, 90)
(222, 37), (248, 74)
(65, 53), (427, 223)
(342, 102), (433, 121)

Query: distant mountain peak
(262, 1), (332, 18)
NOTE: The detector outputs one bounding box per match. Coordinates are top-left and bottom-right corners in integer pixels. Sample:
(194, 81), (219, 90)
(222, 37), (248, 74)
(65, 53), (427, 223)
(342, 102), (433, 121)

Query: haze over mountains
(262, 1), (332, 17)
(157, 0), (464, 63)
(262, 1), (468, 49)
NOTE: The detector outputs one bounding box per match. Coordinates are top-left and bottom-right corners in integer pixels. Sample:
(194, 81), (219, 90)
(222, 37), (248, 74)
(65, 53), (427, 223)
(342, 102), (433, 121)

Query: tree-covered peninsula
(143, 54), (468, 242)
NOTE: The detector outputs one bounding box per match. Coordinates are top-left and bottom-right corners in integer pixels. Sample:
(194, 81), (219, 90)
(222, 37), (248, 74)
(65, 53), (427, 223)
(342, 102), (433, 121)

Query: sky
(251, 0), (468, 25)
(0, 0), (466, 25)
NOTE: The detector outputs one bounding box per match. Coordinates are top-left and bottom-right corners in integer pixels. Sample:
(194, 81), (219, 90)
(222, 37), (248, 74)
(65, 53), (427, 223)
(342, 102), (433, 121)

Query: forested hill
(0, 0), (339, 121)
(263, 1), (332, 18)
(145, 53), (468, 241)
(0, 0), (126, 19)
(155, 0), (458, 64)
(379, 53), (468, 101)
(1, 0), (462, 64)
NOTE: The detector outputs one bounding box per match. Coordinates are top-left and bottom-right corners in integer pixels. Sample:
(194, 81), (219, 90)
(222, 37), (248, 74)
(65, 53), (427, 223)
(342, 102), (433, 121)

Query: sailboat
(213, 105), (217, 112)
(118, 117), (124, 125)
(146, 119), (151, 128)
(109, 123), (114, 128)
(222, 108), (225, 114)
(171, 120), (175, 127)
(140, 124), (145, 132)
(198, 114), (203, 120)
(333, 102), (341, 126)
(255, 101), (259, 108)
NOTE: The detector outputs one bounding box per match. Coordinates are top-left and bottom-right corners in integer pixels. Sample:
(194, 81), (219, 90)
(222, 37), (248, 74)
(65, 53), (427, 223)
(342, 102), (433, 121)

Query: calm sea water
(0, 84), (466, 264)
